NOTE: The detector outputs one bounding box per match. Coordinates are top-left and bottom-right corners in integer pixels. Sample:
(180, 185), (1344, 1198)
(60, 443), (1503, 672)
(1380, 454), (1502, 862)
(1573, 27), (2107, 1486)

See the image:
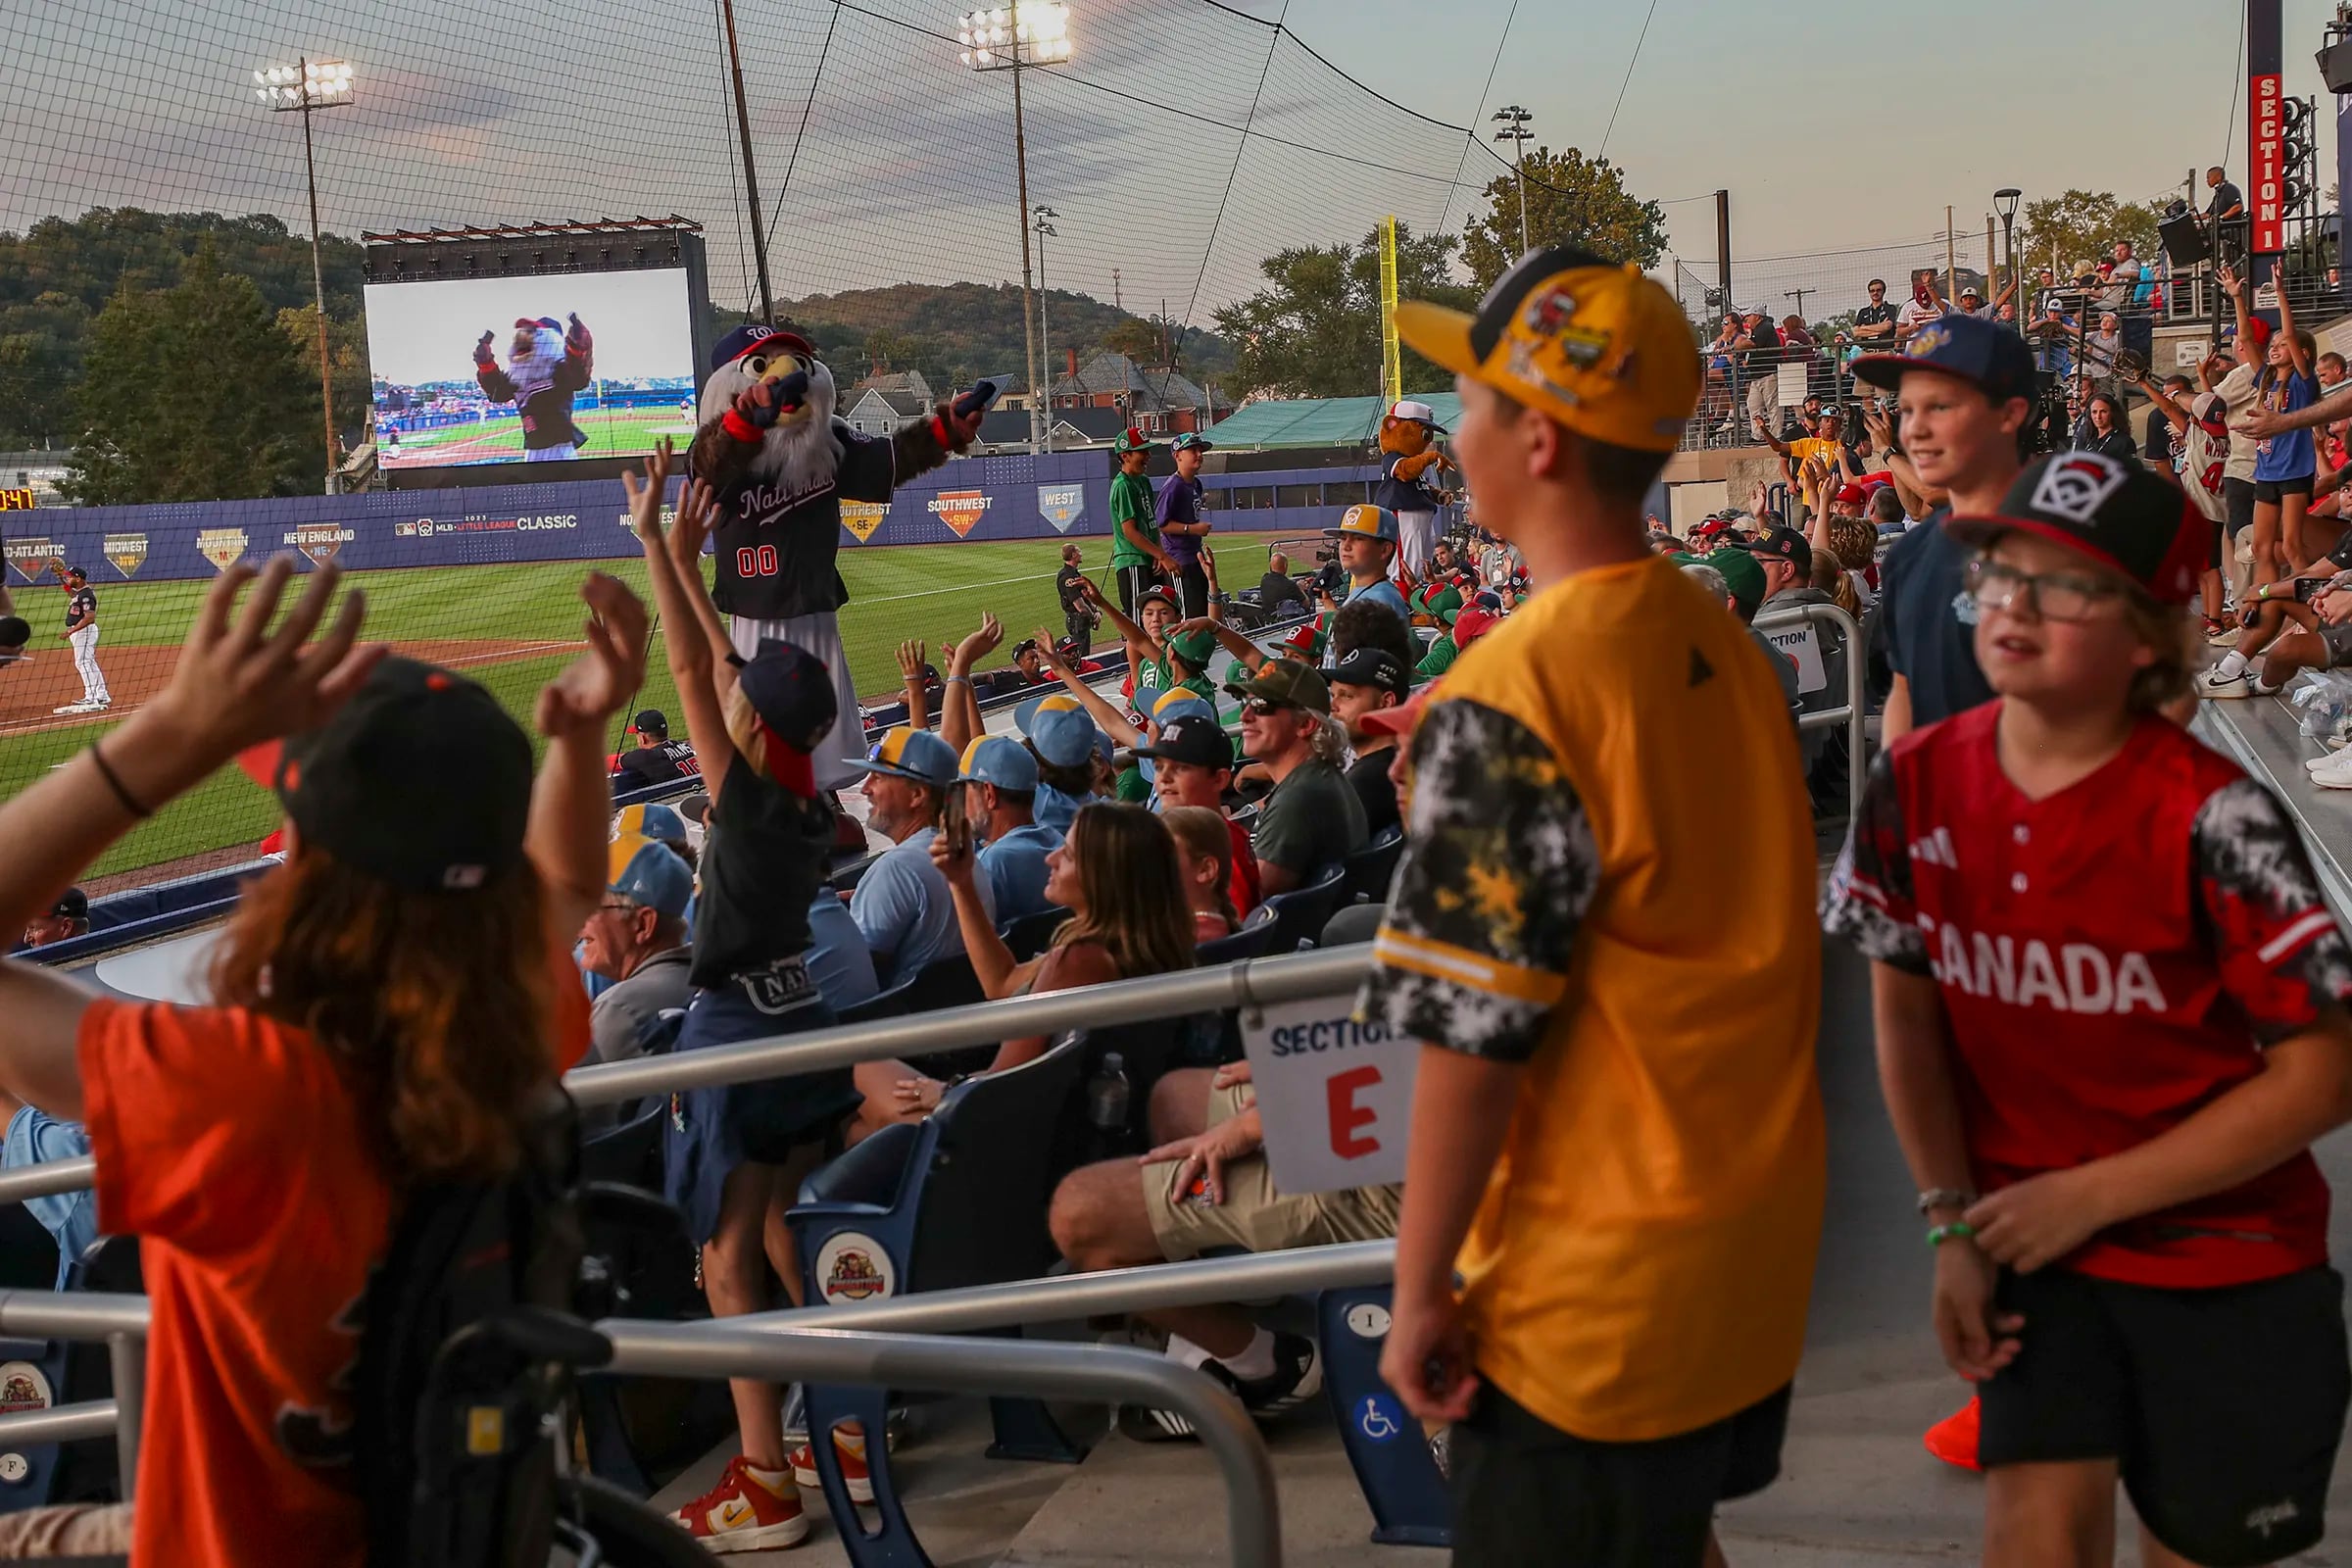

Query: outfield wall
(3, 452), (1395, 586)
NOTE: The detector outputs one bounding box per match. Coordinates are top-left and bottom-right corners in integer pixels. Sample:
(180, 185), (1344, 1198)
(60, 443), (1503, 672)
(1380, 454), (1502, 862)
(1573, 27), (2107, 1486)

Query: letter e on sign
(1328, 1065), (1382, 1157)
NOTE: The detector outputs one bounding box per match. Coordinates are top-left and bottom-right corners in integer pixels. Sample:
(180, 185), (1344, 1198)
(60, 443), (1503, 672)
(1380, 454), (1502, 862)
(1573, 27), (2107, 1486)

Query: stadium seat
(1318, 904), (1385, 949)
(1317, 1285), (1451, 1548)
(0, 1203), (71, 1517)
(1256, 863), (1350, 954)
(1195, 905), (1281, 967)
(1340, 825), (1405, 906)
(789, 1034), (1098, 1565)
(0, 1235), (146, 1519)
(999, 905), (1071, 962)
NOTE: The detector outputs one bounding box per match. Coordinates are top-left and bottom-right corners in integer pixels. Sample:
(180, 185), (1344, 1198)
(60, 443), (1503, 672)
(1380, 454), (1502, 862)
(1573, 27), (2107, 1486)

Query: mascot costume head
(701, 324), (840, 495)
(1378, 399), (1445, 472)
(505, 317), (569, 404)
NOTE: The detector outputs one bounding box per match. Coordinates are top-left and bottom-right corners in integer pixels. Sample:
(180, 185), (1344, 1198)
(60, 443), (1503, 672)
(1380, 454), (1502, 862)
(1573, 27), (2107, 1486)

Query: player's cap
(957, 734), (1039, 791)
(1135, 713), (1235, 771)
(1166, 626), (1218, 665)
(1135, 584), (1180, 613)
(49, 887), (87, 923)
(677, 792), (713, 827)
(712, 322), (816, 372)
(1014, 693), (1102, 769)
(1740, 525), (1815, 576)
(607, 836), (693, 920)
(1323, 505), (1400, 544)
(1450, 606), (1499, 648)
(614, 802), (689, 848)
(630, 709), (667, 738)
(1849, 312), (2036, 403)
(237, 656), (532, 894)
(0, 616), (27, 650)
(1388, 399), (1447, 431)
(1326, 645), (1409, 699)
(1113, 427), (1155, 454)
(1944, 451), (2208, 607)
(1224, 656), (1331, 715)
(1150, 688), (1215, 727)
(64, 565), (85, 583)
(848, 726), (960, 790)
(1396, 246), (1700, 454)
(1358, 681), (1443, 741)
(1171, 432), (1213, 452)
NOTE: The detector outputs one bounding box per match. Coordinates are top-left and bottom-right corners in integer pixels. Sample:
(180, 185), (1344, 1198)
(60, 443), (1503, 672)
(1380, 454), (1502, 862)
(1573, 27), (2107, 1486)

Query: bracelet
(944, 674), (971, 687)
(88, 740), (153, 819)
(1916, 1187), (1977, 1215)
(1926, 1222), (1978, 1248)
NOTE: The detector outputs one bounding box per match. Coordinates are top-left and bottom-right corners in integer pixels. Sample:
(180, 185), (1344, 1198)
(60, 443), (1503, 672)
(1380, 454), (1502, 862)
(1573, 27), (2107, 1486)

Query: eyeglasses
(1963, 557), (2125, 623)
(596, 898), (641, 915)
(1240, 696), (1296, 718)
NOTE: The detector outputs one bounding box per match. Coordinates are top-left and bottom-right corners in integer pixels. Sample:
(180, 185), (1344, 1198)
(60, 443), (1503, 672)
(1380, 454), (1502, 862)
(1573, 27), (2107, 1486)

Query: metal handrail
(601, 1325), (1281, 1567)
(0, 1398), (117, 1446)
(1752, 599), (1868, 820)
(0, 946), (1378, 1204)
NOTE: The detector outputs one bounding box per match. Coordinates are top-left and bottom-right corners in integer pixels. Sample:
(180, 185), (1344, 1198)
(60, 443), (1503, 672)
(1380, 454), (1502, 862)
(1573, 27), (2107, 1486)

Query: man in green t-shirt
(1224, 658), (1366, 895)
(1109, 427), (1176, 613)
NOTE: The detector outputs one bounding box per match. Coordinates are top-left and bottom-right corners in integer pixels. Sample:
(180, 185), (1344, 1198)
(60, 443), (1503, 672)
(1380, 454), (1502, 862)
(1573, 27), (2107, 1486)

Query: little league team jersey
(706, 417), (899, 621)
(77, 961), (590, 1568)
(1359, 552), (1826, 1444)
(1109, 470), (1160, 568)
(1823, 706), (2352, 1287)
(2253, 370), (2320, 483)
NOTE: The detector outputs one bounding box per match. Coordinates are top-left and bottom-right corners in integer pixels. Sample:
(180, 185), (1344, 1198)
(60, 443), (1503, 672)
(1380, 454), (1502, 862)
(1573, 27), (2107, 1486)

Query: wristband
(720, 408), (763, 445)
(944, 674), (971, 687)
(88, 740), (153, 819)
(1926, 1222), (1978, 1248)
(1916, 1188), (1976, 1214)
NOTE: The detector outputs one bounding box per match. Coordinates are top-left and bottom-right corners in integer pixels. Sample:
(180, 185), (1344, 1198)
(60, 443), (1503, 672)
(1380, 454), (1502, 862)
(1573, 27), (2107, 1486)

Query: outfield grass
(4, 532), (1295, 881)
(383, 408), (697, 465)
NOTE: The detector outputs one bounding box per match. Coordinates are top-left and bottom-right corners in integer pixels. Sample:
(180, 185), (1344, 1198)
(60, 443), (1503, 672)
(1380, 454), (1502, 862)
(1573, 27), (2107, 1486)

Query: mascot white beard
(696, 349), (840, 496)
(508, 321), (568, 404)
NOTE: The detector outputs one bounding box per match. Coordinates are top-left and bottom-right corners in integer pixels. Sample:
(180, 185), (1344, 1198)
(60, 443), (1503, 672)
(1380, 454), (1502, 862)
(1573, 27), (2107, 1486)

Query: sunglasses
(1240, 696), (1297, 718)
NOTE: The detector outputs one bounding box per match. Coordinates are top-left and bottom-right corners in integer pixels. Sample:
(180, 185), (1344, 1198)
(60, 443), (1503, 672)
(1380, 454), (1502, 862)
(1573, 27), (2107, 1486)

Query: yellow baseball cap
(1395, 246), (1699, 454)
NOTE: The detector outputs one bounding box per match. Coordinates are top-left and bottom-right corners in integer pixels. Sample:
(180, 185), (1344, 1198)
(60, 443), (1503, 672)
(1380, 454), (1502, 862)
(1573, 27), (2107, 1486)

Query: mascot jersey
(1376, 448), (1445, 515)
(477, 318), (591, 454)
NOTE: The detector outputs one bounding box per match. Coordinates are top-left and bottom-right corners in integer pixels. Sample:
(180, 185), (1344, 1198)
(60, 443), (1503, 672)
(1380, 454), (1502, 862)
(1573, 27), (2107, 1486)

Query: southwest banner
(929, 490), (990, 539)
(1038, 483), (1086, 533)
(841, 501), (889, 544)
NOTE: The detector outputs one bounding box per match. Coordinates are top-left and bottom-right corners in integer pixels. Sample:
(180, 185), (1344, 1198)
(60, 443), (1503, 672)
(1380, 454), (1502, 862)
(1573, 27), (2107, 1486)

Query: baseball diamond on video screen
(364, 269), (700, 471)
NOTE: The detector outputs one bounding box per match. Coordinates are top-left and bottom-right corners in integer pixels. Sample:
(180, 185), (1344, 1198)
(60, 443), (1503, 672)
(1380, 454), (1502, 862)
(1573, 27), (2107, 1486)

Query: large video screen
(364, 269), (699, 469)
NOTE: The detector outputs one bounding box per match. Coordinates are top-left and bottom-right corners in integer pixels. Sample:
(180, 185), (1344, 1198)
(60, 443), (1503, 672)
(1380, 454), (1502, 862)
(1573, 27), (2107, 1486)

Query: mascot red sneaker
(689, 323), (984, 795)
(1374, 399), (1454, 575)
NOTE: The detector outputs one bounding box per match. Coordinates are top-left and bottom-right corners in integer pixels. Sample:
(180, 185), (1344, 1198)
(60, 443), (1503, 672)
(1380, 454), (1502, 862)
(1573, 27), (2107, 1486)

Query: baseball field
(380, 407), (700, 468)
(0, 531), (1295, 884)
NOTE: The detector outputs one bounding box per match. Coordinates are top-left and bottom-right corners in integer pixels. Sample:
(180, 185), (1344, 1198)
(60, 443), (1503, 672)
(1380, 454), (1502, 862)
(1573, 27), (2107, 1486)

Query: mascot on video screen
(690, 322), (984, 805)
(473, 314), (594, 461)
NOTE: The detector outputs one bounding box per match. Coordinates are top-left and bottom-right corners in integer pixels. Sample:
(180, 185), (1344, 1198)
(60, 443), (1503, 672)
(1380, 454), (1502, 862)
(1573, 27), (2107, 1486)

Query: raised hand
(670, 478), (720, 566)
(534, 572), (651, 740)
(1033, 626), (1072, 672)
(896, 638), (927, 683)
(473, 331), (496, 368)
(951, 612), (1004, 675)
(565, 313), (593, 355)
(153, 558), (379, 762)
(620, 438), (674, 545)
(937, 398), (984, 452)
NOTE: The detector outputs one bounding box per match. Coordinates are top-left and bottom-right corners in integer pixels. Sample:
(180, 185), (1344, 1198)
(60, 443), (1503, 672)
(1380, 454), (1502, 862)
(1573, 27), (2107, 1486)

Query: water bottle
(1086, 1052), (1131, 1149)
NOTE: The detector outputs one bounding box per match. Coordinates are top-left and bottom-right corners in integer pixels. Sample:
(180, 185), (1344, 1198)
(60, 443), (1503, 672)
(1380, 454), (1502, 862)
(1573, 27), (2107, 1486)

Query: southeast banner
(841, 501), (889, 544)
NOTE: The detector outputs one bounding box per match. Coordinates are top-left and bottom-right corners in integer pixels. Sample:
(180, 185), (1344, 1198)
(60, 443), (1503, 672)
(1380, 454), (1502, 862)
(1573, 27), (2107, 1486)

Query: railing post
(107, 1333), (142, 1495)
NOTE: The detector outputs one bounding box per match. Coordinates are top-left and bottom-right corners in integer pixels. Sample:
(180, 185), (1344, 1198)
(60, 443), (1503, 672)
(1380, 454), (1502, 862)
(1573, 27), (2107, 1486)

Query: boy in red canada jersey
(1824, 450), (2352, 1567)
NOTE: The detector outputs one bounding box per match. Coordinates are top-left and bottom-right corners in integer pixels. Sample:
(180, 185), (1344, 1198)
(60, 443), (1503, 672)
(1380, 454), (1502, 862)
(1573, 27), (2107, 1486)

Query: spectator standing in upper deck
(1326, 646), (1407, 839)
(1853, 279), (1900, 352)
(2102, 240), (2144, 314)
(1056, 543), (1097, 654)
(1737, 305), (1784, 434)
(1157, 433), (1214, 619)
(1896, 274), (1953, 345)
(848, 727), (994, 986)
(1109, 429), (1175, 613)
(1227, 659), (1364, 895)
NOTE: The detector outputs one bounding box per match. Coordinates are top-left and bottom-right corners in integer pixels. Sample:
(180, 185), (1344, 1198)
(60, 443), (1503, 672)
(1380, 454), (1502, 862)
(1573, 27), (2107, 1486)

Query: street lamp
(1034, 206), (1058, 454)
(1492, 106), (1535, 257)
(255, 58), (355, 494)
(1994, 187), (2022, 327)
(957, 4), (1075, 457)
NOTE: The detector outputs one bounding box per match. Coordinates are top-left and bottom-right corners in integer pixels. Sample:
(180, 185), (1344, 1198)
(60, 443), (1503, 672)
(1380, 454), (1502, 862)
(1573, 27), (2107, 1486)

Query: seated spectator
(1870, 485), (1908, 536)
(1016, 692), (1108, 833)
(1256, 552), (1307, 616)
(1049, 1050), (1393, 1436)
(1227, 659), (1365, 895)
(0, 1087), (95, 1291)
(886, 802), (1196, 1115)
(1416, 602), (1497, 680)
(1161, 805), (1240, 942)
(581, 836), (697, 1070)
(612, 708), (699, 788)
(0, 548), (640, 1565)
(1740, 526), (1851, 804)
(1328, 594), (1415, 674)
(959, 735), (1062, 920)
(21, 887), (87, 949)
(805, 886), (879, 1016)
(1138, 713), (1261, 918)
(1684, 560), (1797, 716)
(848, 727), (993, 986)
(1321, 506), (1412, 621)
(1325, 646), (1407, 839)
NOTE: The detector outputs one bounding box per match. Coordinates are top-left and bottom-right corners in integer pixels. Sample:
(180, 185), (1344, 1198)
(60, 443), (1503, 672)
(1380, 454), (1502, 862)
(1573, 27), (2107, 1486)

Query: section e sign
(1240, 999), (1420, 1196)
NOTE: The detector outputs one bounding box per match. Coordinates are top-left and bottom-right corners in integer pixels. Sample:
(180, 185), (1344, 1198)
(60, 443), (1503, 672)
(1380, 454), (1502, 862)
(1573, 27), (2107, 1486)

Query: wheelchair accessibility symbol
(1357, 1393), (1404, 1444)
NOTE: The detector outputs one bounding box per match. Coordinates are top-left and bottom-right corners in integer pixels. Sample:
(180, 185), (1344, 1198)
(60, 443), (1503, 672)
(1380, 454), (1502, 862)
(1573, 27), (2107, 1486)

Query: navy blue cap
(711, 322), (817, 374)
(738, 639), (838, 752)
(1849, 313), (2036, 403)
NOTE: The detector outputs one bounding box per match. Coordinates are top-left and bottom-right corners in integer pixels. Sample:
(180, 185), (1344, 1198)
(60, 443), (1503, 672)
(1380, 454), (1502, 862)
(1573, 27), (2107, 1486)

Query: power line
(1595, 0), (1661, 160)
(1436, 0), (1521, 237)
(1182, 0), (1292, 337)
(762, 2), (840, 260)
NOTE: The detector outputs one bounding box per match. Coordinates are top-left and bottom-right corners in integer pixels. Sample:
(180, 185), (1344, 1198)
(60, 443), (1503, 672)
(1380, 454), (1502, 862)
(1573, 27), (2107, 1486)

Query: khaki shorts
(1142, 1080), (1401, 1259)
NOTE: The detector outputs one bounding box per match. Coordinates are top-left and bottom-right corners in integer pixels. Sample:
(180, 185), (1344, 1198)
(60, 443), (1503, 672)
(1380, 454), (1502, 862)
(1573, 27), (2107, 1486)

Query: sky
(5, 0), (2345, 333)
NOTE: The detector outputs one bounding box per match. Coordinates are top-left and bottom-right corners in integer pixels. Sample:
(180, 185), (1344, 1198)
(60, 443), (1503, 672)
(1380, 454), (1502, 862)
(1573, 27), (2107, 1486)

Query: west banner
(1038, 483), (1086, 533)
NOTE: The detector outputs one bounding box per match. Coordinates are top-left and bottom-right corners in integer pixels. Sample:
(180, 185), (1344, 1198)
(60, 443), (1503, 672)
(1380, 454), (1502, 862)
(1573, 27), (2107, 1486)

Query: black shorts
(1978, 1265), (2348, 1567)
(2255, 474), (2316, 503)
(2224, 475), (2257, 540)
(1448, 1380), (1790, 1568)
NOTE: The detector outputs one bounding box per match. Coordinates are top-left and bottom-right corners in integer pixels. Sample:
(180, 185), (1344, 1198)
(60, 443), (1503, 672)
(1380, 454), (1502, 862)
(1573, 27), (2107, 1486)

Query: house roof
(1050, 353), (1209, 411)
(847, 385), (928, 418)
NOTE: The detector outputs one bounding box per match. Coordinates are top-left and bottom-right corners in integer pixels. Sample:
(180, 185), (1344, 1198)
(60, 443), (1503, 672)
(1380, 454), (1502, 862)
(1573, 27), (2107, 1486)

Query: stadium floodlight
(956, 4), (1076, 456)
(1492, 106), (1536, 257)
(251, 58), (357, 494)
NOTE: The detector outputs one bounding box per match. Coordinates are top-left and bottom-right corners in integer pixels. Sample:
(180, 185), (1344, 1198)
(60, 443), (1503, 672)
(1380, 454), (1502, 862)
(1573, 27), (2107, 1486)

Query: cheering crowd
(4, 224), (2352, 1568)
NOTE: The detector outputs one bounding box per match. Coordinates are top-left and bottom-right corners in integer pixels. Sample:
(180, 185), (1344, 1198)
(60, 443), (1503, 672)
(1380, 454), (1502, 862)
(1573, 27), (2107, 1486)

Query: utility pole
(1492, 106), (1535, 256)
(1714, 189), (1732, 313)
(1034, 206), (1058, 454)
(1112, 268), (1122, 311)
(1784, 285), (1812, 319)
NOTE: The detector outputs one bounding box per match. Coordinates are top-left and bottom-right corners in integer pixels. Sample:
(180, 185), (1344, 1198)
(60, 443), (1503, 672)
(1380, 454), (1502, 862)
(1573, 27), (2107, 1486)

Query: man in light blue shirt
(848, 727), (994, 986)
(3, 1098), (96, 1289)
(806, 889), (879, 1012)
(1322, 505), (1411, 625)
(959, 735), (1063, 921)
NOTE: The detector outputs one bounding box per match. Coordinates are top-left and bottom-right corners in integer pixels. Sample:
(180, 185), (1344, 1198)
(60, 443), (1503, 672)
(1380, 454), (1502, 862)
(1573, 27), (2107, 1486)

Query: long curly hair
(210, 851), (558, 1186)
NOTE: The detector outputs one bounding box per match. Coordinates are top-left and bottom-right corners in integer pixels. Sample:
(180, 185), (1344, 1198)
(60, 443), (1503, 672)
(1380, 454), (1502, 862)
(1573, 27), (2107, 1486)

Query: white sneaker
(2196, 666), (2253, 699)
(2311, 751), (2352, 788)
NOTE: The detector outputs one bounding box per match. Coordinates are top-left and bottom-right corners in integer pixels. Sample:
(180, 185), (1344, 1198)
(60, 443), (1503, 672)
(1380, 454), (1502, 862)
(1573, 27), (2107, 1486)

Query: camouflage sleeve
(1821, 751), (1930, 974)
(1356, 699), (1597, 1063)
(2191, 776), (2352, 1045)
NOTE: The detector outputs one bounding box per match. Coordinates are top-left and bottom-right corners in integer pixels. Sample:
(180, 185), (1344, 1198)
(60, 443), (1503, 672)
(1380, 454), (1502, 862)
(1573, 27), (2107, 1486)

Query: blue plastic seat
(1341, 825), (1405, 906)
(1255, 862), (1350, 954)
(1195, 904), (1280, 967)
(1318, 1284), (1451, 1547)
(998, 905), (1071, 963)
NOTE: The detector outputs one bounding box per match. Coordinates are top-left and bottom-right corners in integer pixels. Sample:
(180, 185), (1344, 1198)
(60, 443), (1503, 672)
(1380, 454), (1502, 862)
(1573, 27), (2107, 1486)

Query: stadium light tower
(957, 4), (1075, 456)
(255, 58), (356, 494)
(1492, 106), (1535, 258)
(1034, 207), (1058, 454)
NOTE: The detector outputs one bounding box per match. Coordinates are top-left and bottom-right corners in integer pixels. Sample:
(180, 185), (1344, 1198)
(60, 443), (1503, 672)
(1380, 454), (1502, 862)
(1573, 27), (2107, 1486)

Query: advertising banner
(1038, 483), (1086, 532)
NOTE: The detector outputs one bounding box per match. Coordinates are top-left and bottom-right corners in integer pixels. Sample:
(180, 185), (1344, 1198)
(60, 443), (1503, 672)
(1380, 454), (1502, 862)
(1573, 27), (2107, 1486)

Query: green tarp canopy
(1204, 392), (1463, 449)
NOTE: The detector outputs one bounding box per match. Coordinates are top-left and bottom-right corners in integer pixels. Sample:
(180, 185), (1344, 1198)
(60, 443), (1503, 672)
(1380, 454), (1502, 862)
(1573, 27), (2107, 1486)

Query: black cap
(0, 616), (27, 649)
(1740, 525), (1814, 577)
(241, 657), (533, 893)
(1849, 313), (2036, 403)
(1945, 451), (2208, 607)
(1325, 646), (1409, 699)
(50, 887), (86, 922)
(1011, 638), (1042, 660)
(631, 709), (667, 738)
(1135, 713), (1236, 771)
(737, 639), (839, 752)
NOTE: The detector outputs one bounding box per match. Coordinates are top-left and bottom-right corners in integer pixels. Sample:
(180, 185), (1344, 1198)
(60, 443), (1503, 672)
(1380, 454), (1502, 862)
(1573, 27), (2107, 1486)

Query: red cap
(1360, 681), (1443, 739)
(1451, 607), (1498, 647)
(1835, 483), (1868, 506)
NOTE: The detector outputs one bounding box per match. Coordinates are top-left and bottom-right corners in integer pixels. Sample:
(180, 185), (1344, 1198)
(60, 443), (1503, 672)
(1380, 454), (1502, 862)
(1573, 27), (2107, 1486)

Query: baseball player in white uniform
(56, 566), (108, 715)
